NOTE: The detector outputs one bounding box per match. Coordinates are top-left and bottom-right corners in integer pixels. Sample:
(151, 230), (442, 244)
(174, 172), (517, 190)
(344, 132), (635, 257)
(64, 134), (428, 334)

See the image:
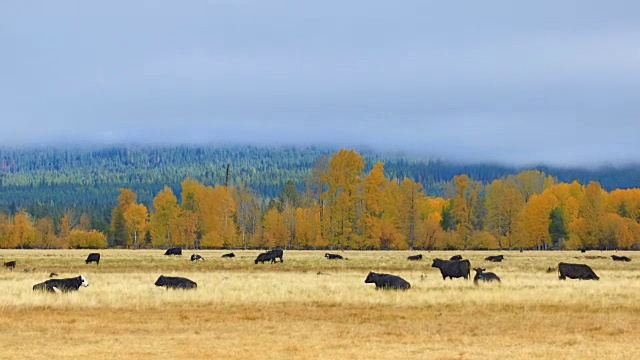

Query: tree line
(2, 145), (640, 233)
(1, 148), (639, 250)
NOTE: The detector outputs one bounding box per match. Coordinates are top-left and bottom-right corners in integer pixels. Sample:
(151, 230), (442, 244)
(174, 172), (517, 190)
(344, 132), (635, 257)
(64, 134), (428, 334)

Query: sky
(1, 1), (639, 167)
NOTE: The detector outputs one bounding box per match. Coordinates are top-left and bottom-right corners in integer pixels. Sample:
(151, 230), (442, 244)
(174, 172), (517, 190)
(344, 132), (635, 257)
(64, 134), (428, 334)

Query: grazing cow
(580, 248), (587, 253)
(325, 253), (343, 260)
(3, 261), (16, 270)
(431, 258), (471, 280)
(611, 255), (632, 262)
(254, 249), (284, 264)
(558, 262), (599, 280)
(154, 275), (197, 289)
(364, 272), (411, 290)
(190, 254), (204, 261)
(33, 275), (89, 292)
(449, 255), (463, 261)
(49, 272), (58, 277)
(473, 268), (501, 285)
(221, 253), (235, 258)
(85, 253), (100, 265)
(164, 247), (182, 256)
(484, 255), (504, 262)
(407, 254), (423, 261)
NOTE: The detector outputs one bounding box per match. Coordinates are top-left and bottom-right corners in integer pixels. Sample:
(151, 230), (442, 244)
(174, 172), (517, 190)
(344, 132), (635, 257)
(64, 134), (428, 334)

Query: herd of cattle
(1, 249), (634, 293)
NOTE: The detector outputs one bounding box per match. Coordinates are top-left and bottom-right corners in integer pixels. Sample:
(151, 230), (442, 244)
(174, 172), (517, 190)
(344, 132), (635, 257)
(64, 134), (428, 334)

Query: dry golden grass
(1, 249), (639, 359)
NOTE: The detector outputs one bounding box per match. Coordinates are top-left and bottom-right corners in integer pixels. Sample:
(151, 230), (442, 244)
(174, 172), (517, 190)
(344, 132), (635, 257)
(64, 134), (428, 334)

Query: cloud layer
(1, 1), (639, 166)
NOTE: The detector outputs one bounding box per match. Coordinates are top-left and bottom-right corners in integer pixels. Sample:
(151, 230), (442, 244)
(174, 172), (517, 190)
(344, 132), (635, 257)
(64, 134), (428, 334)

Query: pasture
(1, 249), (639, 359)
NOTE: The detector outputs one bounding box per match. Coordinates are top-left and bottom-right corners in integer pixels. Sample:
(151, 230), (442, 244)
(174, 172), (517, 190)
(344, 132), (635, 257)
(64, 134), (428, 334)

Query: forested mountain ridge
(1, 144), (639, 231)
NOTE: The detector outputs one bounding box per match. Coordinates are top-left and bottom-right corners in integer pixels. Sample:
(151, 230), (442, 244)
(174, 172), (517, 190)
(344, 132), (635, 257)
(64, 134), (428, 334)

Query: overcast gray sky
(1, 1), (639, 166)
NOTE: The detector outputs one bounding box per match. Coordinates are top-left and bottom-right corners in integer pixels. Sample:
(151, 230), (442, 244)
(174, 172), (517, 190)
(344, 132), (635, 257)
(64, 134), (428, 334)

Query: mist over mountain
(2, 2), (640, 168)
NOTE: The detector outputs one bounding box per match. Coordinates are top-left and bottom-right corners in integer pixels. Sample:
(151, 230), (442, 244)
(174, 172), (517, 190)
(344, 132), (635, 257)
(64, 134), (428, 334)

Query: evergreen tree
(549, 207), (569, 247)
(110, 206), (127, 247)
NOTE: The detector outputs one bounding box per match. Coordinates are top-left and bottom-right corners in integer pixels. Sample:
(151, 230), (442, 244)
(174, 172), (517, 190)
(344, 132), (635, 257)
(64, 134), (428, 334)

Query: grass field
(0, 249), (638, 359)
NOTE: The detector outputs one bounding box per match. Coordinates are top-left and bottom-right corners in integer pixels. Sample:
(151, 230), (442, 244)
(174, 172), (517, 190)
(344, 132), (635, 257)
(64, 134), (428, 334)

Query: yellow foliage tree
(12, 211), (38, 249)
(150, 186), (180, 248)
(359, 162), (387, 249)
(59, 210), (73, 245)
(170, 209), (198, 248)
(513, 189), (559, 249)
(398, 178), (423, 250)
(67, 229), (107, 249)
(415, 214), (443, 249)
(577, 181), (606, 248)
(378, 217), (405, 249)
(294, 207), (323, 249)
(326, 149), (365, 249)
(234, 184), (262, 249)
(451, 174), (483, 249)
(35, 217), (61, 249)
(485, 179), (525, 249)
(262, 207), (289, 248)
(124, 203), (148, 248)
(606, 188), (640, 221)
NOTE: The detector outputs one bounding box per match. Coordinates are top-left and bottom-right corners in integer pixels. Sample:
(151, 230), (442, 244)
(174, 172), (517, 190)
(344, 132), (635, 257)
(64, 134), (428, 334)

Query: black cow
(407, 254), (423, 261)
(432, 258), (471, 280)
(364, 272), (410, 290)
(611, 255), (632, 262)
(449, 255), (463, 261)
(85, 253), (100, 265)
(154, 275), (197, 289)
(33, 275), (89, 293)
(558, 262), (599, 280)
(473, 268), (501, 285)
(164, 247), (182, 256)
(49, 272), (58, 277)
(190, 254), (204, 261)
(484, 255), (504, 262)
(3, 261), (16, 270)
(221, 253), (235, 258)
(325, 253), (343, 260)
(254, 249), (284, 264)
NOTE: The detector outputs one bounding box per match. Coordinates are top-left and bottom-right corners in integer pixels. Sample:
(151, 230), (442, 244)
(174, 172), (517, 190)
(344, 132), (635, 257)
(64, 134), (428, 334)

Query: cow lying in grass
(611, 255), (631, 262)
(154, 275), (197, 289)
(473, 268), (501, 285)
(364, 272), (410, 290)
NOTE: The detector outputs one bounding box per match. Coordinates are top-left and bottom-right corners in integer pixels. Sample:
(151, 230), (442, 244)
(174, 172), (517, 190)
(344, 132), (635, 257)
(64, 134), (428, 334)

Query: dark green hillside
(1, 145), (639, 231)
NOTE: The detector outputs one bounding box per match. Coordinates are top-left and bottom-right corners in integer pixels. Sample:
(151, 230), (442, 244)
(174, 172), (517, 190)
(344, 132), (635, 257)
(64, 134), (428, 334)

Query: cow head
(431, 258), (443, 268)
(473, 268), (486, 274)
(155, 275), (166, 286)
(364, 272), (378, 283)
(79, 275), (89, 287)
